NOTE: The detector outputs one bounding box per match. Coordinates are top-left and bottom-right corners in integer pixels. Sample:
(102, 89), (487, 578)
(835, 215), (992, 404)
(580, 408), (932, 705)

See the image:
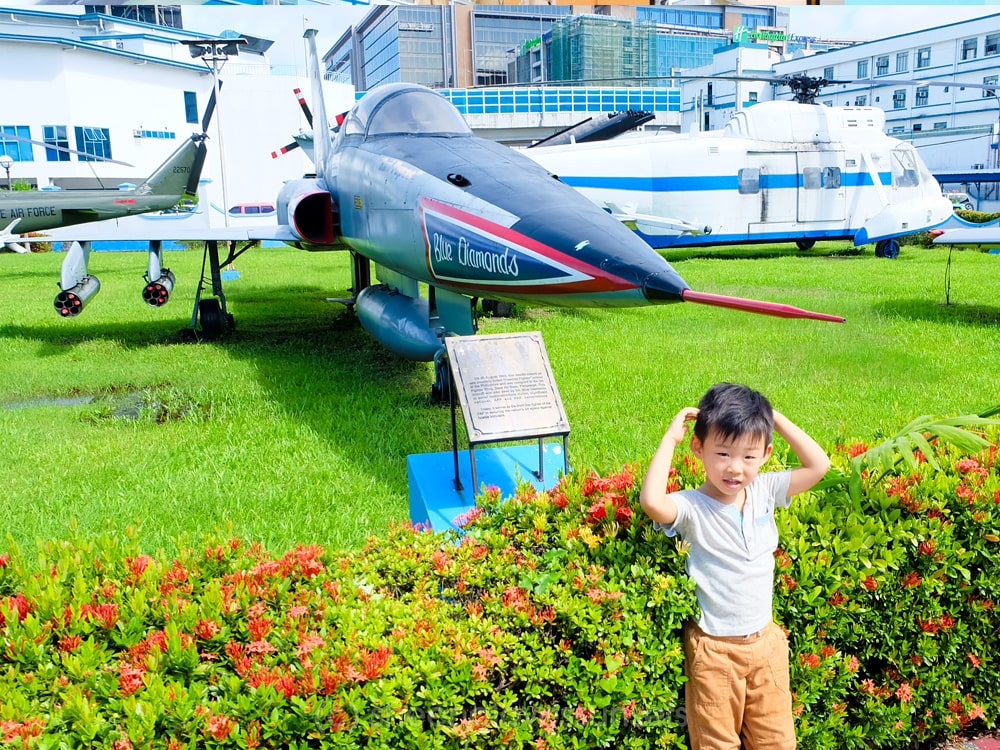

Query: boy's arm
(773, 410), (831, 497)
(639, 407), (699, 525)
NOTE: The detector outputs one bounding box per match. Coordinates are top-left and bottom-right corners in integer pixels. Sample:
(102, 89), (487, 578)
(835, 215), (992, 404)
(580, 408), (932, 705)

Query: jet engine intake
(54, 275), (101, 317)
(142, 270), (176, 307)
(287, 189), (336, 245)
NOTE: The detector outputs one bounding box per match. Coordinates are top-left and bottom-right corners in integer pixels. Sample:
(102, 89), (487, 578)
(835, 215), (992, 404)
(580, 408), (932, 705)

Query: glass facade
(639, 6), (723, 30)
(472, 8), (568, 87)
(435, 86), (680, 116)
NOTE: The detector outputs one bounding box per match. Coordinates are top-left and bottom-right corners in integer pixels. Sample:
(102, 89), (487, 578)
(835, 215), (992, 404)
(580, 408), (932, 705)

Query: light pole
(182, 38), (245, 226)
(0, 154), (12, 189)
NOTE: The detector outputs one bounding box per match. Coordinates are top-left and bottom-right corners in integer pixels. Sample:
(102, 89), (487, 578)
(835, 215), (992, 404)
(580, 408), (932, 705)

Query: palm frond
(843, 413), (1000, 500)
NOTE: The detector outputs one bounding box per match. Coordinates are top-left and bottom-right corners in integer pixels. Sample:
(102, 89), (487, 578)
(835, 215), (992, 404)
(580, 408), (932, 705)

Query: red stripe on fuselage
(419, 196), (635, 295)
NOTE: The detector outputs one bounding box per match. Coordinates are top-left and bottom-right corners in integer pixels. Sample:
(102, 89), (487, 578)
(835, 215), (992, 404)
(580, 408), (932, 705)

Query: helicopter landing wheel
(874, 238), (900, 259)
(796, 238), (816, 251)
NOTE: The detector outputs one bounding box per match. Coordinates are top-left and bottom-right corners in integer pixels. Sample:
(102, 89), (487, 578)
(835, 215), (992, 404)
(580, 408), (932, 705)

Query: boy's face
(691, 428), (773, 505)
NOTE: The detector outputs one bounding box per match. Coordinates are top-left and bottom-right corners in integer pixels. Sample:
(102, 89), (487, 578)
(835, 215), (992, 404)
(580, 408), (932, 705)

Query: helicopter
(520, 74), (955, 259)
(1, 89), (216, 253)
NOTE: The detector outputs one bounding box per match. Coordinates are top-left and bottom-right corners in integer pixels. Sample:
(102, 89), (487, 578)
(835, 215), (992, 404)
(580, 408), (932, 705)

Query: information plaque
(444, 332), (570, 491)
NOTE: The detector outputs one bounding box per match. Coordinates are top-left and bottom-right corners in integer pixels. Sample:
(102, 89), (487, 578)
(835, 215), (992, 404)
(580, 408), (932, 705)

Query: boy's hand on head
(665, 407), (699, 445)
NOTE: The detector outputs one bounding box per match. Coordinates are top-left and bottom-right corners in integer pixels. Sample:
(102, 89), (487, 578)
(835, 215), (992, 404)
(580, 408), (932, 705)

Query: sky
(178, 4), (1000, 70)
(787, 5), (999, 41)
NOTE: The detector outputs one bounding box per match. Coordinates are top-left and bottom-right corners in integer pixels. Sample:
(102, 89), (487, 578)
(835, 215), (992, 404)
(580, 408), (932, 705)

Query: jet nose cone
(641, 269), (689, 303)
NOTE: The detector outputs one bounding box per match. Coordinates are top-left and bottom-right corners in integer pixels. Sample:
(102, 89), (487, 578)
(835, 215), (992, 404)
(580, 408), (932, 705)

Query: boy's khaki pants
(682, 620), (796, 750)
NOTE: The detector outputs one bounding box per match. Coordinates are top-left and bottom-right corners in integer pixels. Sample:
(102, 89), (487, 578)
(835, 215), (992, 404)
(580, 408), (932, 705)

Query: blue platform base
(408, 443), (567, 533)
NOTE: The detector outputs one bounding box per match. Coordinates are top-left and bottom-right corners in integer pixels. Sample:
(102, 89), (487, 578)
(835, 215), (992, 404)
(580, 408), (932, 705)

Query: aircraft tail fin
(137, 84), (219, 205)
(304, 29), (332, 186)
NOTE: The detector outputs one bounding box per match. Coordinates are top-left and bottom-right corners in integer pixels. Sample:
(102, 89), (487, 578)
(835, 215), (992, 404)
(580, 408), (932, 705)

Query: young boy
(639, 383), (830, 750)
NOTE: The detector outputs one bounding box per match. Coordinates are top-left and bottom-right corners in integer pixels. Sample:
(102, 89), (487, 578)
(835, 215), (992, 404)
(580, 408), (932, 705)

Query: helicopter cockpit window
(365, 90), (472, 137)
(891, 147), (920, 187)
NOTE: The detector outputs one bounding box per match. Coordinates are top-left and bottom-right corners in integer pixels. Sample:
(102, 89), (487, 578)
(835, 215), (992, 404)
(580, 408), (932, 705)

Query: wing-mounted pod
(276, 177), (344, 249)
(54, 241), (100, 317)
(142, 242), (174, 307)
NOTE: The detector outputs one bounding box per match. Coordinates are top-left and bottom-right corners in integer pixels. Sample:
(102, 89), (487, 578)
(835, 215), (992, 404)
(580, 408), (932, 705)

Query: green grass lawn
(1, 241), (997, 555)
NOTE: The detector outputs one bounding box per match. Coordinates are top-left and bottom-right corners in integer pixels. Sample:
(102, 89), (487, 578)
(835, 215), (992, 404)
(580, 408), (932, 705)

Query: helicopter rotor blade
(185, 141), (207, 196)
(201, 80), (222, 134)
(0, 133), (133, 167)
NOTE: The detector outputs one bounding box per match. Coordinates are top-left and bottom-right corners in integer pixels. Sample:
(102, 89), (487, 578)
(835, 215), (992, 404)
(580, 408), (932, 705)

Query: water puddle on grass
(2, 395), (95, 410)
(2, 390), (211, 423)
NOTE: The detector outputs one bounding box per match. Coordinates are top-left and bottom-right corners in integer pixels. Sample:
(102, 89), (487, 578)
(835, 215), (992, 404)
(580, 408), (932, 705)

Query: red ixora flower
(900, 571), (922, 588)
(896, 682), (913, 702)
(204, 712), (235, 741)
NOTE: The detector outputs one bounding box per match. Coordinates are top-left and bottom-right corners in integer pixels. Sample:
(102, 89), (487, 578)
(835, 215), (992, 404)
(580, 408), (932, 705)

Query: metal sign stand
(444, 332), (570, 494)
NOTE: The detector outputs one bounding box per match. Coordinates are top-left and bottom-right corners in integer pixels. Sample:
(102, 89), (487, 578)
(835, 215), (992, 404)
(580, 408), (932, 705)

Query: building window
(890, 126), (905, 134)
(74, 126), (112, 162)
(933, 122), (947, 130)
(857, 59), (868, 78)
(183, 92), (198, 124)
(43, 125), (69, 162)
(823, 66), (834, 80)
(916, 47), (931, 68)
(986, 33), (1000, 56)
(985, 75), (998, 98)
(0, 125), (33, 161)
(962, 38), (977, 61)
(748, 91), (757, 104)
(892, 89), (906, 109)
(913, 124), (922, 132)
(895, 52), (908, 73)
(876, 55), (889, 75)
(915, 86), (928, 106)
(855, 95), (867, 106)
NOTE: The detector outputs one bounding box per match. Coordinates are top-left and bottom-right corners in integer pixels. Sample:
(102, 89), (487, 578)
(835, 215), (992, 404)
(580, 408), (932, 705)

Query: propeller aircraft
(33, 30), (844, 395)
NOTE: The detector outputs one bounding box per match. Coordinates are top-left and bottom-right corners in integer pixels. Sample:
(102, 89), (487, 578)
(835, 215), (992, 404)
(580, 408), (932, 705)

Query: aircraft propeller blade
(681, 290), (845, 323)
(294, 87), (313, 127)
(270, 141), (301, 159)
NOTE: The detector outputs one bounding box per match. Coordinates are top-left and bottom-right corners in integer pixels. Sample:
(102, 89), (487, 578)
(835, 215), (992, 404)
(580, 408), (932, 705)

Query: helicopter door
(797, 151), (846, 222)
(745, 152), (798, 238)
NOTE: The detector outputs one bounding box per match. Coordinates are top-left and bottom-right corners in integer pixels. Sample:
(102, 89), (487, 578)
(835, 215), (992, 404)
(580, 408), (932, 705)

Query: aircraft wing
(932, 227), (1000, 249)
(16, 222), (297, 244)
(605, 202), (712, 237)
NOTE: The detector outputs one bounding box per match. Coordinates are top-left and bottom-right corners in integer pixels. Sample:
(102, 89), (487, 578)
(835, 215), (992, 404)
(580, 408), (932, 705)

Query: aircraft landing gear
(796, 238), (816, 251)
(431, 350), (452, 405)
(197, 298), (234, 341)
(874, 238), (900, 259)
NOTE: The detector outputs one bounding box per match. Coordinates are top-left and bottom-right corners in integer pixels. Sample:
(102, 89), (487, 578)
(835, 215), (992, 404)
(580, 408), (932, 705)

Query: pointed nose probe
(641, 272), (845, 323)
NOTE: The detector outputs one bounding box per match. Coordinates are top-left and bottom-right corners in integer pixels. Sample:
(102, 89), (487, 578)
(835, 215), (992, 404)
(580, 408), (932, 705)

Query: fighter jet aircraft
(42, 30), (843, 394)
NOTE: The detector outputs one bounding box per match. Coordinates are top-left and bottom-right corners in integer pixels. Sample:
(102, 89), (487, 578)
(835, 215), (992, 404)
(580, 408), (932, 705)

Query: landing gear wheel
(431, 356), (451, 405)
(199, 298), (225, 340)
(481, 298), (514, 317)
(874, 238), (900, 259)
(796, 238), (816, 251)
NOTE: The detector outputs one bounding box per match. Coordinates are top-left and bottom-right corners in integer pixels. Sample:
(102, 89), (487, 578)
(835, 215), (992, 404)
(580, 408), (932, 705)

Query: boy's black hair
(693, 382), (774, 446)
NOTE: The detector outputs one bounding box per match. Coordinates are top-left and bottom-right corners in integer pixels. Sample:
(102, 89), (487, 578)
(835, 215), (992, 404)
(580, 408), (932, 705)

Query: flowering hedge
(0, 429), (998, 749)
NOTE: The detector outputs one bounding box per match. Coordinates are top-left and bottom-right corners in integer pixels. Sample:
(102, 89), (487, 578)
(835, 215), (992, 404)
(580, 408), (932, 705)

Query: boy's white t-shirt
(655, 470), (792, 637)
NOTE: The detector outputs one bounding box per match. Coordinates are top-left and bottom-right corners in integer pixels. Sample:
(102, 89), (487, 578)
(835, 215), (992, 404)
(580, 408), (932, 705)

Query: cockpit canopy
(343, 83), (472, 139)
